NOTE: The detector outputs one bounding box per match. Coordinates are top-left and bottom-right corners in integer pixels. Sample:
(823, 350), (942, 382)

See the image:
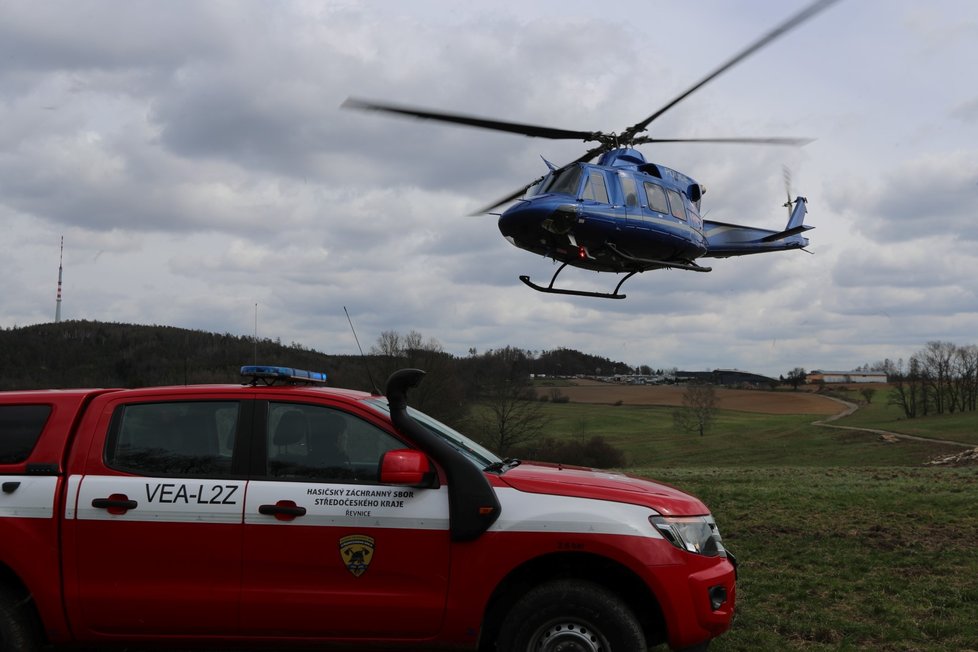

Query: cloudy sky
(2, 0), (977, 377)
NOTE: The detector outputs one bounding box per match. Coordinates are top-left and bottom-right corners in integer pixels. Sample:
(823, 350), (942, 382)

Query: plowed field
(543, 380), (842, 415)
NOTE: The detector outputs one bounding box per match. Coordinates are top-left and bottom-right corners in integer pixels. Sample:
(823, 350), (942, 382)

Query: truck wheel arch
(478, 551), (667, 651)
(0, 573), (44, 651)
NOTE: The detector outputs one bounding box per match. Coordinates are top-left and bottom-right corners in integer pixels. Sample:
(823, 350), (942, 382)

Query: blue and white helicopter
(345, 0), (836, 299)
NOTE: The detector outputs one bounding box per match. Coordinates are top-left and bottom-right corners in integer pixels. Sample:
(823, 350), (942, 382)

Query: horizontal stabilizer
(760, 223), (814, 242)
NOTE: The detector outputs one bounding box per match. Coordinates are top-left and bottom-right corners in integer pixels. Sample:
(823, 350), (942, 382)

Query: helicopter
(344, 0), (838, 299)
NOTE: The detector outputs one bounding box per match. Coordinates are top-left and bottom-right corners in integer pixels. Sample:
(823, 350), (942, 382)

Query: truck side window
(267, 403), (403, 484)
(107, 401), (239, 477)
(0, 404), (52, 464)
(644, 182), (669, 214)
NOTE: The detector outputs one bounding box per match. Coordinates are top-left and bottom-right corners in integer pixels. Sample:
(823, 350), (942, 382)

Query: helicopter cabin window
(581, 170), (609, 204)
(644, 182), (669, 214)
(619, 173), (639, 208)
(546, 165), (584, 197)
(666, 189), (687, 221)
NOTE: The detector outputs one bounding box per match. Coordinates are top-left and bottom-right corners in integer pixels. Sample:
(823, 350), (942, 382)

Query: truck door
(238, 400), (451, 640)
(65, 397), (248, 637)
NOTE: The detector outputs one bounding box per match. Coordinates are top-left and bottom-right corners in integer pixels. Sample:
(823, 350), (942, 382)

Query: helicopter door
(579, 169), (621, 225)
(618, 173), (643, 228)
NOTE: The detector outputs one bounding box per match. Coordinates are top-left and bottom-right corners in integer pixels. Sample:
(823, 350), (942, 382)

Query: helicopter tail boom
(701, 196), (812, 258)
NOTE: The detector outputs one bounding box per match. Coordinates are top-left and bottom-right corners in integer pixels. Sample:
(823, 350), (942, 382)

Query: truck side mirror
(379, 449), (438, 488)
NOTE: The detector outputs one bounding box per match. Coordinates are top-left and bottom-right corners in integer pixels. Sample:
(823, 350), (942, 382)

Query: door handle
(92, 495), (138, 512)
(259, 501), (306, 520)
(1, 482), (20, 494)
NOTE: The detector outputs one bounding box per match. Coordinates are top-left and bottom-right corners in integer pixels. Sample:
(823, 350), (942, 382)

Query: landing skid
(519, 263), (636, 300)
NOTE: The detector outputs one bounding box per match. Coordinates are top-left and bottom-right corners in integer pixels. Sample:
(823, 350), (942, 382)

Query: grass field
(529, 380), (978, 462)
(520, 384), (978, 650)
(823, 390), (978, 446)
(532, 401), (969, 467)
(642, 466), (978, 651)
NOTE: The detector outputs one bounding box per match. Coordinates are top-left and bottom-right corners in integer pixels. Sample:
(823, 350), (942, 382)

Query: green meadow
(525, 396), (978, 650)
(533, 401), (972, 467)
(648, 466), (978, 651)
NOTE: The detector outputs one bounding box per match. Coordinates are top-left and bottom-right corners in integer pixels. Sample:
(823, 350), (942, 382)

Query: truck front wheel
(0, 585), (42, 652)
(496, 579), (646, 652)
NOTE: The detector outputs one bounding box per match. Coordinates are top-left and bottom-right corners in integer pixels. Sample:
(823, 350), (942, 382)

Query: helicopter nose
(498, 201), (577, 240)
(497, 203), (533, 239)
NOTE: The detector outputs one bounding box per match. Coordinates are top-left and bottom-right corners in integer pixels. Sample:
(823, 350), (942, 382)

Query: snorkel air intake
(385, 369), (501, 541)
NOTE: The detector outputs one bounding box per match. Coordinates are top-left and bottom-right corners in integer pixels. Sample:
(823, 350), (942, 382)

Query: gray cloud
(3, 0), (978, 378)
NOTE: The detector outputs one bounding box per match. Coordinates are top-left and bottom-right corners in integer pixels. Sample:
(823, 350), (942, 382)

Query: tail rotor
(782, 165), (794, 218)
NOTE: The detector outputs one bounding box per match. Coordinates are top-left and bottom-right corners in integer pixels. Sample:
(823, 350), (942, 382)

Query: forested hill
(0, 321), (634, 391)
(0, 320), (341, 390)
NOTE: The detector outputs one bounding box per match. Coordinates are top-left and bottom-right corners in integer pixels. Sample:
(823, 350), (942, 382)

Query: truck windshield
(364, 399), (502, 470)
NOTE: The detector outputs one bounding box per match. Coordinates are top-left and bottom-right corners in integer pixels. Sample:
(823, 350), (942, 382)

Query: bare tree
(370, 330), (467, 425)
(890, 342), (978, 417)
(467, 347), (549, 456)
(888, 356), (924, 419)
(920, 341), (957, 414)
(957, 345), (978, 412)
(784, 367), (807, 390)
(372, 330), (402, 360)
(673, 382), (718, 437)
(475, 380), (549, 456)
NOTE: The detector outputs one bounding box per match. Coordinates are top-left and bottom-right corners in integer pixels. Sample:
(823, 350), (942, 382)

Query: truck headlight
(650, 515), (726, 557)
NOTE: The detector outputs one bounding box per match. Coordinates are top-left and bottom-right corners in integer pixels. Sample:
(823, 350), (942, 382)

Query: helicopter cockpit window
(581, 170), (609, 204)
(666, 189), (687, 221)
(644, 182), (669, 214)
(545, 166), (583, 197)
(525, 174), (548, 198)
(685, 199), (703, 230)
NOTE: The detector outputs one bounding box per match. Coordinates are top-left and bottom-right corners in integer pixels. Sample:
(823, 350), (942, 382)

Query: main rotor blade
(471, 144), (608, 215)
(470, 181), (543, 216)
(630, 136), (814, 146)
(621, 0), (841, 141)
(342, 98), (598, 141)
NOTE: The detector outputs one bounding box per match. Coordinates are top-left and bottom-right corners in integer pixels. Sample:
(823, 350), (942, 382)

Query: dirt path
(813, 396), (974, 448)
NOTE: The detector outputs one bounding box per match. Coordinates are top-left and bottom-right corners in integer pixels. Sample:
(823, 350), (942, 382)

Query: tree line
(0, 321), (634, 465)
(873, 341), (978, 418)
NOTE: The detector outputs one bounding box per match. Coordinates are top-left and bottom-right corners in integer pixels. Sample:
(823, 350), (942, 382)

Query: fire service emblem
(339, 534), (375, 577)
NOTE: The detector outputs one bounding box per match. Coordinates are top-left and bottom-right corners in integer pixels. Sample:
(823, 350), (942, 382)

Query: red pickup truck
(0, 365), (736, 651)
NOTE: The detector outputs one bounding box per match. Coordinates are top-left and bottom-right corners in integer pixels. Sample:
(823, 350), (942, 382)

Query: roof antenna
(344, 306), (381, 395)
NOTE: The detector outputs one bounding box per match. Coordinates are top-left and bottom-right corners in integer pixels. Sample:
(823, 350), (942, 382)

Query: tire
(0, 585), (42, 652)
(496, 579), (646, 652)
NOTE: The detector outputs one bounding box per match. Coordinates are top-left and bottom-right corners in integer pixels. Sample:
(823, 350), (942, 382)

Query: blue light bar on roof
(240, 365), (328, 384)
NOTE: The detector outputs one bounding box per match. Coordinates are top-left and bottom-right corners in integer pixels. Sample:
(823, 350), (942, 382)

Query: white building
(806, 370), (887, 384)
